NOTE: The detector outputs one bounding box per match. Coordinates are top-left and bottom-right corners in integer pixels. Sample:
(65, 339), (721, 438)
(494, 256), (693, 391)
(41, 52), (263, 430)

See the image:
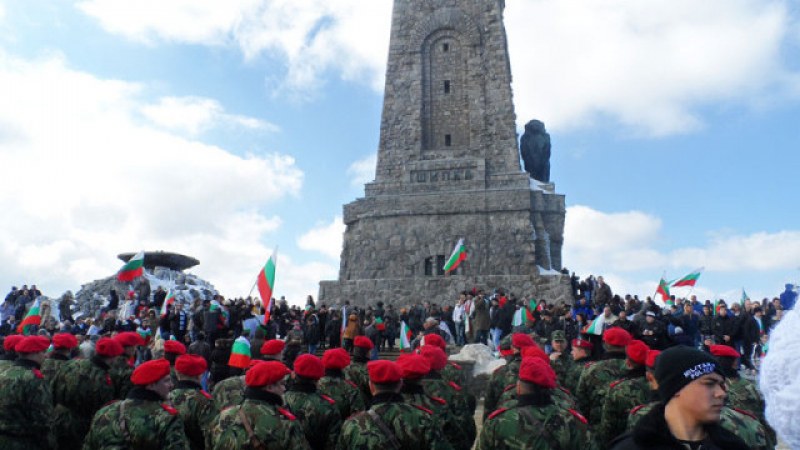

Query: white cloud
(0, 50), (304, 298)
(671, 231), (800, 272)
(297, 217), (345, 260)
(77, 0), (798, 135)
(140, 96), (279, 135)
(346, 153), (376, 188)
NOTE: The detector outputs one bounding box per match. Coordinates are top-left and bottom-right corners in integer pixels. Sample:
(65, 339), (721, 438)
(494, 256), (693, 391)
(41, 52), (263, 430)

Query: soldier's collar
(423, 371), (443, 380)
(90, 355), (111, 371)
(352, 355), (370, 364)
(127, 387), (164, 402)
(49, 353), (70, 361)
(244, 387), (284, 406)
(288, 380), (317, 394)
(175, 380), (203, 390)
(601, 351), (626, 361)
(324, 368), (344, 378)
(371, 392), (404, 405)
(517, 392), (553, 408)
(400, 382), (425, 395)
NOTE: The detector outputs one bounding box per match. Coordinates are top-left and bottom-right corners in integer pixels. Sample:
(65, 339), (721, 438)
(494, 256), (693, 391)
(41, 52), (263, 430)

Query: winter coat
(472, 297), (490, 330)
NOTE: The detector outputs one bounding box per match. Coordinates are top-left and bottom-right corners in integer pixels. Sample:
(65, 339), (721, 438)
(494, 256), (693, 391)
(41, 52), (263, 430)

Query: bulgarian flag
(262, 297), (274, 325)
(656, 278), (671, 304)
(160, 290), (176, 317)
(375, 317), (386, 331)
(524, 299), (538, 325)
(584, 314), (605, 336)
(228, 336), (251, 369)
(399, 321), (412, 352)
(17, 298), (42, 334)
(117, 251), (145, 282)
(740, 288), (749, 305)
(443, 239), (466, 273)
(672, 267), (704, 288)
(257, 250), (277, 325)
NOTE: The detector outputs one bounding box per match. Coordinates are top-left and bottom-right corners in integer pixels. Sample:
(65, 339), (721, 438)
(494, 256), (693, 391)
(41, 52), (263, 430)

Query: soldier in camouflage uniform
(0, 336), (55, 450)
(284, 354), (342, 450)
(169, 354), (218, 450)
(0, 334), (22, 372)
(495, 345), (578, 411)
(483, 333), (535, 421)
(83, 358), (190, 450)
(563, 337), (594, 393)
(110, 331), (146, 399)
(41, 332), (77, 381)
(576, 327), (632, 425)
(477, 356), (597, 450)
(420, 345), (477, 447)
(421, 333), (476, 414)
(596, 341), (651, 445)
(318, 348), (366, 419)
(209, 360), (310, 450)
(336, 359), (452, 450)
(397, 353), (470, 450)
(548, 330), (573, 386)
(52, 337), (124, 450)
(710, 344), (776, 447)
(260, 339), (285, 362)
(344, 336), (373, 406)
(164, 339), (187, 385)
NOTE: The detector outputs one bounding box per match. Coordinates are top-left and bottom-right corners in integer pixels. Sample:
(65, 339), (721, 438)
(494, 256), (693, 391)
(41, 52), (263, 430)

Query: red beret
(260, 339), (285, 356)
(322, 348), (350, 370)
(603, 328), (632, 347)
(419, 345), (448, 371)
(646, 350), (661, 369)
(114, 332), (145, 347)
(246, 361), (290, 387)
(164, 340), (186, 355)
(397, 353), (430, 380)
(95, 338), (124, 357)
(626, 340), (650, 366)
(367, 360), (402, 384)
(519, 357), (557, 389)
(294, 354), (325, 380)
(175, 354), (207, 377)
(354, 336), (374, 350)
(511, 333), (535, 349)
(521, 345), (550, 364)
(52, 333), (78, 350)
(499, 347), (514, 357)
(131, 359), (170, 386)
(3, 335), (24, 352)
(572, 338), (593, 350)
(15, 336), (50, 354)
(709, 345), (741, 359)
(422, 334), (446, 349)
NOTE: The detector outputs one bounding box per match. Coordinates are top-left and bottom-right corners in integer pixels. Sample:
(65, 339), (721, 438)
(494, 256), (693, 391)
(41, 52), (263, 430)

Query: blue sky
(0, 0), (799, 305)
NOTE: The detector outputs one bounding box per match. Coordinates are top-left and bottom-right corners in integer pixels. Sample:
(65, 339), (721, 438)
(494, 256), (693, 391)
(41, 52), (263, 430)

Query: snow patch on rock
(760, 307), (800, 449)
(450, 343), (506, 377)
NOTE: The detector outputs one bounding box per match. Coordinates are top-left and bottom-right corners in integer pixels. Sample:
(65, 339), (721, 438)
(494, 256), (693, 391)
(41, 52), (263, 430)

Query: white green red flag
(740, 288), (749, 305)
(443, 239), (466, 273)
(228, 336), (251, 369)
(375, 317), (386, 331)
(523, 299), (538, 325)
(584, 314), (605, 336)
(656, 278), (671, 304)
(257, 250), (278, 325)
(17, 298), (42, 334)
(399, 321), (412, 352)
(160, 290), (176, 317)
(117, 251), (145, 282)
(672, 267), (704, 288)
(262, 297), (274, 325)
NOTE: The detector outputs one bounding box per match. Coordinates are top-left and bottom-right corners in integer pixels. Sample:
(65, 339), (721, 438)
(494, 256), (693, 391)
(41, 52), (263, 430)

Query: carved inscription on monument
(410, 166), (476, 183)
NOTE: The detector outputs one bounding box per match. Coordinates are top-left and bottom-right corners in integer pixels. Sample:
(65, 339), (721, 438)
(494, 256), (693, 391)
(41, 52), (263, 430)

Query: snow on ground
(760, 306), (800, 449)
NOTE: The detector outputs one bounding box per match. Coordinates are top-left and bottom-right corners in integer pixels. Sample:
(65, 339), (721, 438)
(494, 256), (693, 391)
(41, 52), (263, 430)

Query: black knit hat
(655, 345), (724, 402)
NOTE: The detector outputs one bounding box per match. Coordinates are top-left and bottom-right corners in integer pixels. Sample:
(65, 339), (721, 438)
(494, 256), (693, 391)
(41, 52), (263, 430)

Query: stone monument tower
(319, 0), (569, 306)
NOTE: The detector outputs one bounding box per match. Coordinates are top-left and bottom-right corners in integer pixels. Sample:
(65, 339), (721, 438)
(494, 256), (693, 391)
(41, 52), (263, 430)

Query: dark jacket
(610, 403), (749, 450)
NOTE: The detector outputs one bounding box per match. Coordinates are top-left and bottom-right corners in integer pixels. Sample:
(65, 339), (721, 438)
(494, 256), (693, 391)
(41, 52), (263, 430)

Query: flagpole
(247, 246), (278, 300)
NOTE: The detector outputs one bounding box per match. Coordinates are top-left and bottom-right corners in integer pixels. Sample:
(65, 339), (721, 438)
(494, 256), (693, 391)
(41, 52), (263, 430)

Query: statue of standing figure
(520, 119), (551, 182)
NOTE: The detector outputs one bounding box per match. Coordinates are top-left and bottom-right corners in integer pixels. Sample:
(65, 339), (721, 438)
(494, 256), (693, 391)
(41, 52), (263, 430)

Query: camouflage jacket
(169, 380), (219, 450)
(335, 392), (453, 450)
(41, 353), (70, 383)
(284, 381), (343, 450)
(441, 361), (476, 414)
(726, 376), (775, 447)
(617, 402), (752, 450)
(477, 393), (597, 450)
(110, 357), (135, 399)
(497, 383), (577, 412)
(562, 357), (592, 393)
(549, 351), (574, 388)
(52, 356), (117, 450)
(209, 388), (310, 450)
(213, 375), (245, 410)
(82, 387), (190, 450)
(318, 371), (366, 419)
(575, 352), (627, 425)
(596, 373), (649, 445)
(422, 372), (477, 447)
(343, 360), (371, 406)
(401, 382), (471, 450)
(0, 359), (55, 450)
(483, 356), (521, 421)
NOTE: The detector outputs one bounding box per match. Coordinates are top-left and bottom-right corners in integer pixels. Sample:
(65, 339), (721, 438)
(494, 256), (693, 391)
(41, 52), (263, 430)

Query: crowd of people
(0, 274), (795, 449)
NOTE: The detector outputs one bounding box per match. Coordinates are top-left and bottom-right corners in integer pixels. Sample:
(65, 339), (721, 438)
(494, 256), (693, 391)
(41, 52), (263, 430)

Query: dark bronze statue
(520, 119), (551, 182)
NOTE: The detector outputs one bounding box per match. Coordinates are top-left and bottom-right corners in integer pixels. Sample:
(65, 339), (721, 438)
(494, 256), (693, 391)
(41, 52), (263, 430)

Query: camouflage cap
(551, 330), (566, 342)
